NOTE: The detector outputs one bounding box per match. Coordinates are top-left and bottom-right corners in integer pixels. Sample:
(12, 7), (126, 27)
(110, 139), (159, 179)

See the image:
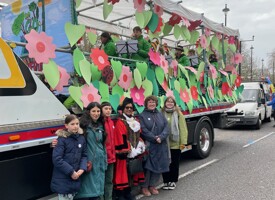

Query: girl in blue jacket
(51, 114), (87, 200)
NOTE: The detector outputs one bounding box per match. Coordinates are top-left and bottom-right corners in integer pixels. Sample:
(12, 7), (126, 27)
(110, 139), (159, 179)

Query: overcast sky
(182, 0), (275, 67)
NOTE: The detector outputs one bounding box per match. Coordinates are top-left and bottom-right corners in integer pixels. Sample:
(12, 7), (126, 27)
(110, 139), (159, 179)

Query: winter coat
(51, 129), (87, 195)
(131, 35), (150, 62)
(139, 109), (170, 173)
(177, 54), (190, 66)
(103, 39), (117, 56)
(74, 124), (107, 199)
(267, 94), (275, 110)
(104, 117), (116, 164)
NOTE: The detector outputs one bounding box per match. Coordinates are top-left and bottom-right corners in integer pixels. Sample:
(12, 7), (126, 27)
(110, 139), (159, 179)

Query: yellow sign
(0, 37), (25, 88)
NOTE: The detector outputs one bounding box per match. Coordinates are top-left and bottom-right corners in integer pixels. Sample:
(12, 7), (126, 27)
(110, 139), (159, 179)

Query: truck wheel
(255, 116), (261, 130)
(192, 121), (213, 159)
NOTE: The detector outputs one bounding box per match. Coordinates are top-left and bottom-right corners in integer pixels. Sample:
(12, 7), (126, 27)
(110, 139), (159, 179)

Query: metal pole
(273, 60), (275, 84)
(261, 59), (264, 76)
(250, 46), (253, 81)
(222, 4), (230, 26)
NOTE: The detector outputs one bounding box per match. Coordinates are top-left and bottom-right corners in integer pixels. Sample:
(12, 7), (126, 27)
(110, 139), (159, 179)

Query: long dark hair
(79, 102), (106, 142)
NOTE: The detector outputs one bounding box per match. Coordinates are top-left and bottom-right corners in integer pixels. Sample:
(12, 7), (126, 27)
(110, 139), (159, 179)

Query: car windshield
(239, 89), (259, 103)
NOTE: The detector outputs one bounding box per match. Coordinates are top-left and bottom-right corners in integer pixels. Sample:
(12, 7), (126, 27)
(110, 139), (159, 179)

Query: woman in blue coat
(75, 102), (107, 200)
(139, 95), (170, 197)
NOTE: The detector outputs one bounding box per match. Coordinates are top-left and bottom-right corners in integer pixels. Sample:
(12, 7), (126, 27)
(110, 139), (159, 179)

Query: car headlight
(245, 111), (256, 116)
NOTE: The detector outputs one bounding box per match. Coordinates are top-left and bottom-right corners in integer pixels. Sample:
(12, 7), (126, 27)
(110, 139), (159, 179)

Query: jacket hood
(55, 128), (83, 138)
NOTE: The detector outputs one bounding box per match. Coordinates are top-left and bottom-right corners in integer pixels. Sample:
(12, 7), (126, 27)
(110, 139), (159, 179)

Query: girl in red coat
(101, 102), (116, 200)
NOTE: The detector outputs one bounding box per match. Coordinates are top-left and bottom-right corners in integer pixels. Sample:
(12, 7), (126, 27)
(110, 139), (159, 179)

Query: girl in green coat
(75, 102), (107, 200)
(161, 96), (188, 190)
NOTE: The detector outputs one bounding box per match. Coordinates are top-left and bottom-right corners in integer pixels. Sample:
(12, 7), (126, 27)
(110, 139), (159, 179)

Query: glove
(137, 141), (146, 154)
(127, 147), (141, 158)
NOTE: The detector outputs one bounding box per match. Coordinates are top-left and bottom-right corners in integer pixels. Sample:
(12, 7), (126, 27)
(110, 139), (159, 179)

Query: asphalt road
(137, 121), (275, 200)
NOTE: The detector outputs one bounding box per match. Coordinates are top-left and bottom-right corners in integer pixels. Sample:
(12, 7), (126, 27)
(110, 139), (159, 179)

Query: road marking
(243, 132), (275, 148)
(136, 159), (219, 199)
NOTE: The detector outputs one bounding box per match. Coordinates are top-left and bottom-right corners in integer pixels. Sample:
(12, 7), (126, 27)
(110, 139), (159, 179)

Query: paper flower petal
(205, 28), (211, 37)
(170, 60), (178, 77)
(148, 49), (161, 65)
(108, 0), (120, 4)
(159, 55), (169, 73)
(221, 82), (230, 95)
(25, 30), (56, 64)
(166, 89), (175, 98)
(219, 69), (228, 76)
(118, 65), (133, 90)
(208, 85), (214, 99)
(168, 13), (181, 26)
(185, 66), (197, 74)
(228, 36), (235, 44)
(154, 4), (163, 17)
(81, 84), (101, 107)
(181, 17), (190, 27)
(235, 75), (242, 87)
(200, 34), (207, 49)
(180, 89), (190, 103)
(190, 86), (199, 100)
(209, 64), (217, 79)
(134, 0), (146, 12)
(55, 66), (70, 92)
(231, 53), (243, 64)
(130, 86), (145, 106)
(90, 48), (110, 70)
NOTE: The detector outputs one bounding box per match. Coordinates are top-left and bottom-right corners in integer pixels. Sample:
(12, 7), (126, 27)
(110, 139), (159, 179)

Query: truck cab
(227, 82), (272, 129)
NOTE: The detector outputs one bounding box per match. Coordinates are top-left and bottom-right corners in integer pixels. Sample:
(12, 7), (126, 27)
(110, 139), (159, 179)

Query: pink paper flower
(134, 0), (146, 12)
(55, 66), (70, 92)
(159, 55), (168, 73)
(216, 32), (222, 40)
(171, 60), (178, 77)
(90, 48), (110, 70)
(130, 86), (145, 106)
(25, 30), (56, 64)
(208, 85), (214, 99)
(190, 86), (199, 101)
(231, 53), (243, 65)
(219, 69), (228, 76)
(209, 64), (217, 79)
(225, 65), (237, 75)
(228, 36), (235, 44)
(221, 82), (230, 95)
(168, 13), (181, 26)
(188, 20), (202, 31)
(199, 71), (204, 83)
(166, 89), (175, 98)
(200, 34), (207, 49)
(118, 65), (133, 90)
(108, 0), (120, 4)
(205, 28), (211, 37)
(154, 4), (163, 17)
(181, 17), (190, 27)
(180, 89), (190, 103)
(81, 84), (101, 107)
(148, 49), (161, 65)
(185, 66), (197, 74)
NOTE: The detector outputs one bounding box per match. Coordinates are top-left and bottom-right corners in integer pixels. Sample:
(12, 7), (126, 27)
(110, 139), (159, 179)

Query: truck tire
(192, 121), (213, 159)
(255, 116), (261, 130)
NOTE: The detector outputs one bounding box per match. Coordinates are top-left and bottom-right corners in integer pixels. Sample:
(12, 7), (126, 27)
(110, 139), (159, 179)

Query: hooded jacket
(51, 129), (87, 194)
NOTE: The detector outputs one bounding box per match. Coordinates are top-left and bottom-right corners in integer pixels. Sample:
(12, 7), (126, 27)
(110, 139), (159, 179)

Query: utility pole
(239, 36), (255, 76)
(222, 4), (230, 26)
(250, 46), (254, 81)
(261, 59), (264, 77)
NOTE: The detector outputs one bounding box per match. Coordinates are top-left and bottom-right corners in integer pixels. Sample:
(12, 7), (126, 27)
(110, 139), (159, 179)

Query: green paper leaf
(109, 94), (120, 113)
(75, 0), (82, 8)
(179, 78), (187, 89)
(155, 67), (164, 85)
(147, 68), (159, 96)
(197, 46), (203, 55)
(162, 22), (173, 36)
(189, 30), (200, 44)
(201, 96), (208, 109)
(224, 40), (229, 53)
(135, 11), (145, 28)
(112, 84), (124, 96)
(187, 101), (193, 114)
(174, 24), (181, 40)
(196, 62), (205, 81)
(142, 79), (153, 97)
(111, 59), (122, 79)
(12, 12), (25, 36)
(87, 32), (97, 45)
(136, 62), (148, 79)
(181, 25), (190, 41)
(173, 90), (181, 106)
(69, 86), (83, 109)
(103, 0), (113, 20)
(174, 80), (181, 93)
(73, 48), (85, 76)
(134, 68), (142, 89)
(238, 85), (244, 94)
(110, 73), (118, 87)
(79, 59), (92, 85)
(99, 81), (109, 99)
(147, 12), (159, 33)
(211, 36), (219, 50)
(91, 63), (102, 81)
(229, 44), (236, 52)
(43, 60), (60, 89)
(178, 64), (190, 84)
(134, 104), (145, 114)
(65, 22), (85, 47)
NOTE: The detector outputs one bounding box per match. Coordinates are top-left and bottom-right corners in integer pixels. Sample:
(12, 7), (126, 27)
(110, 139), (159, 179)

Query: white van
(226, 82), (272, 129)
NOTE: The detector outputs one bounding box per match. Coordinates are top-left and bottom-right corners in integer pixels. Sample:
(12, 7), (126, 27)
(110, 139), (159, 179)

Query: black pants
(162, 149), (181, 183)
(75, 197), (99, 200)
